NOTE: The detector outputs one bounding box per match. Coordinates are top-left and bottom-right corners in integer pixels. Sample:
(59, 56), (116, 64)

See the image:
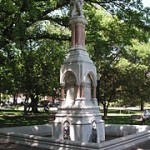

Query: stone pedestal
(52, 4), (105, 143)
(53, 98), (105, 142)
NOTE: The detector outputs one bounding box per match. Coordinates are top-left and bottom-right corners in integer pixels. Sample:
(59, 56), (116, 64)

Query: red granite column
(75, 23), (85, 46)
(76, 85), (80, 98)
(61, 85), (65, 100)
(80, 83), (84, 98)
(71, 25), (76, 47)
(93, 86), (96, 99)
(70, 19), (87, 47)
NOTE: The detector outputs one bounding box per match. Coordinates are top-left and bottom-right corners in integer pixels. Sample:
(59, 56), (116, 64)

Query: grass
(104, 116), (131, 124)
(104, 116), (150, 125)
(100, 108), (143, 115)
(0, 115), (51, 128)
(0, 107), (150, 127)
(103, 109), (150, 125)
(0, 108), (55, 128)
(0, 109), (23, 116)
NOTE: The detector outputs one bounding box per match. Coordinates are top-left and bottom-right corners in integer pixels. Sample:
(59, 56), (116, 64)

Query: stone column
(76, 85), (81, 98)
(80, 83), (84, 98)
(71, 23), (85, 46)
(70, 17), (87, 47)
(61, 84), (65, 100)
(93, 86), (96, 99)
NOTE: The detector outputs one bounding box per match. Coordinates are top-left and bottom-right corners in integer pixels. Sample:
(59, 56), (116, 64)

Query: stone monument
(52, 0), (105, 143)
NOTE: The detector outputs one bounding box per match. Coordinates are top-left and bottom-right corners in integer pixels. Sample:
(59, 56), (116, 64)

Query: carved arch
(84, 71), (97, 87)
(83, 71), (97, 100)
(61, 71), (78, 101)
(61, 70), (78, 85)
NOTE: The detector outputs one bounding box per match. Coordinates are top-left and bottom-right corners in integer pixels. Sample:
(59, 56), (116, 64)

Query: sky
(143, 0), (150, 7)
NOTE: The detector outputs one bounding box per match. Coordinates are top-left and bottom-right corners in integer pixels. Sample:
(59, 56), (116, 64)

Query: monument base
(52, 98), (105, 143)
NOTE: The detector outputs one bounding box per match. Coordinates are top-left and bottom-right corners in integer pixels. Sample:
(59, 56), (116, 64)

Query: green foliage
(84, 4), (150, 117)
(0, 0), (150, 114)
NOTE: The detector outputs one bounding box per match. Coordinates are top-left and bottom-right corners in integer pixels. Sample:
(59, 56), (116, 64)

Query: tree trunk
(0, 93), (1, 104)
(13, 94), (17, 105)
(30, 94), (39, 113)
(103, 102), (108, 119)
(96, 80), (100, 105)
(140, 98), (144, 111)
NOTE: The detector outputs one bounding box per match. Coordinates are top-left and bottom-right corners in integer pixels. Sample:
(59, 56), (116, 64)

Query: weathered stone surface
(0, 126), (150, 150)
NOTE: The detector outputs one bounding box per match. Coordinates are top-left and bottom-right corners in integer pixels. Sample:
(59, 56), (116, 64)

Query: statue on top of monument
(70, 0), (84, 18)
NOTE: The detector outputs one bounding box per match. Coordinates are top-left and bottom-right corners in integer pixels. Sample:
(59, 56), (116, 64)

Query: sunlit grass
(0, 107), (150, 127)
(0, 115), (50, 127)
(0, 107), (54, 128)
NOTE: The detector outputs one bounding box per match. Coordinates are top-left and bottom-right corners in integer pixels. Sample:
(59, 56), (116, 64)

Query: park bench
(130, 115), (144, 125)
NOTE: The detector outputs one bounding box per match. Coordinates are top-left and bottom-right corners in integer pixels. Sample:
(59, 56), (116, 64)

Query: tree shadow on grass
(104, 116), (150, 125)
(0, 114), (54, 128)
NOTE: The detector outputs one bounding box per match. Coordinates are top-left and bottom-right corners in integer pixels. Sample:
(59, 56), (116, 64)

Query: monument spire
(52, 0), (105, 143)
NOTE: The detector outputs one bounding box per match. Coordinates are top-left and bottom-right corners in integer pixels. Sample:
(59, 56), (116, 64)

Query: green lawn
(104, 116), (150, 125)
(104, 116), (130, 124)
(0, 115), (50, 127)
(0, 107), (150, 127)
(0, 108), (55, 127)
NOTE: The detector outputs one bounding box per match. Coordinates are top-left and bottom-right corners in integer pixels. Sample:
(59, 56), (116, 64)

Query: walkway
(130, 140), (150, 150)
(0, 138), (45, 150)
(0, 138), (150, 150)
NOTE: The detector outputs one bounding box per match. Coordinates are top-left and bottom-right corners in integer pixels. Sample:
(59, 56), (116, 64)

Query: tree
(116, 41), (150, 110)
(85, 6), (150, 118)
(0, 0), (69, 112)
(0, 0), (149, 114)
(20, 39), (67, 112)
